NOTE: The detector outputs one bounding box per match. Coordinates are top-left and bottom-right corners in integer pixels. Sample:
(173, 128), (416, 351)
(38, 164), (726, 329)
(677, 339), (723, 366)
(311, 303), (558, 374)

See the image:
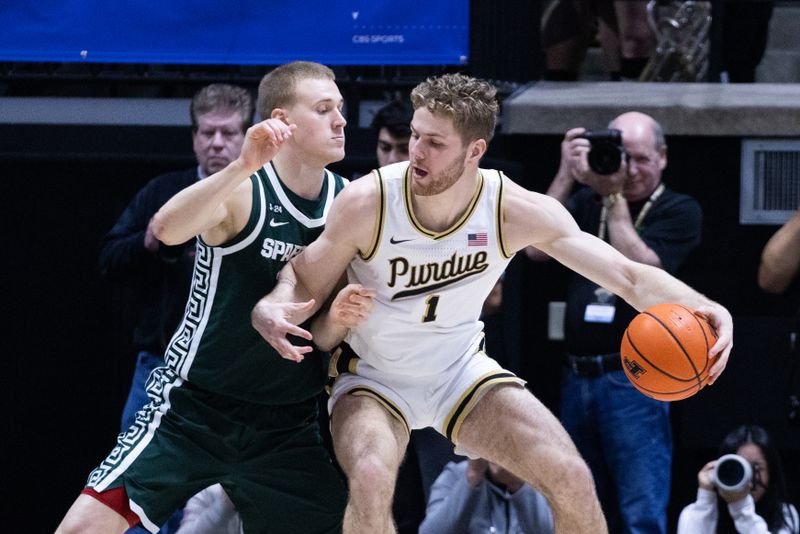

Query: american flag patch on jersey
(467, 232), (488, 246)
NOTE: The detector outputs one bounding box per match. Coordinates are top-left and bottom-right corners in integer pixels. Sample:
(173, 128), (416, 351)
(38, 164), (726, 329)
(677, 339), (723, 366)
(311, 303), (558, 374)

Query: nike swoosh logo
(389, 236), (415, 244)
(269, 218), (289, 227)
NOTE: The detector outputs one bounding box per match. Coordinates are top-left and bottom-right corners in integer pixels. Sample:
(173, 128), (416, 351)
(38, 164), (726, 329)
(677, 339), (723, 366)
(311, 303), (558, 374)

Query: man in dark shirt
(528, 111), (702, 534)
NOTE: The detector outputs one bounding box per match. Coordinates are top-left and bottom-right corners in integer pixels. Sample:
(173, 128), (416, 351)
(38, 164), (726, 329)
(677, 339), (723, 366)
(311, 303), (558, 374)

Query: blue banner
(0, 1), (469, 65)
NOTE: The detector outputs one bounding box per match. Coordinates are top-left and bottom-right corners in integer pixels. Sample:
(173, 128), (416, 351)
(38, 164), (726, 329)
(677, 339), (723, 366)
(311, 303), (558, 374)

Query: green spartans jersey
(164, 162), (347, 404)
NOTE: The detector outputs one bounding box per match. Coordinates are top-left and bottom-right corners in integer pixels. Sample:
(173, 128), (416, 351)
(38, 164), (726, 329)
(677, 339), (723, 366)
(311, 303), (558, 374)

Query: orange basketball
(620, 303), (718, 401)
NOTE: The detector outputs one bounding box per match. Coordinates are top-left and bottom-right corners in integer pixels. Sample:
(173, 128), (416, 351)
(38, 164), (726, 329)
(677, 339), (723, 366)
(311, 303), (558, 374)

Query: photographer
(527, 111), (703, 533)
(678, 425), (799, 534)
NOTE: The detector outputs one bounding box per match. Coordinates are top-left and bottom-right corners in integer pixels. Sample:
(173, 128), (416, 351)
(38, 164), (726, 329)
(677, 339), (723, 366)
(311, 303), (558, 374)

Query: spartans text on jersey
(261, 238), (306, 262)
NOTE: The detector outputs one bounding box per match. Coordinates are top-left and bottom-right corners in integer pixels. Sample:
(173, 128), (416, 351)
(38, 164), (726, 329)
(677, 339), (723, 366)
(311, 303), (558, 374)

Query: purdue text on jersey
(388, 251), (489, 299)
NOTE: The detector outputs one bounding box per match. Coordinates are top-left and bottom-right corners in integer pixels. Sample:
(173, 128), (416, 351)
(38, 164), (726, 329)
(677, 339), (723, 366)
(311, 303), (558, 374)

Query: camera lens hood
(587, 142), (622, 175)
(580, 129), (624, 175)
(713, 454), (753, 493)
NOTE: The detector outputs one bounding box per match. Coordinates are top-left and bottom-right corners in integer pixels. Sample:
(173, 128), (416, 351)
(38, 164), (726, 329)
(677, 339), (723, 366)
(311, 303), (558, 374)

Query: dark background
(3, 1), (799, 532)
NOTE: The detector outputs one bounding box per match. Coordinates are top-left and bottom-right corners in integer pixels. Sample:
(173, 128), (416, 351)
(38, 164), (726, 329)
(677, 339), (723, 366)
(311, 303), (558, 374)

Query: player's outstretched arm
(252, 174), (378, 361)
(152, 119), (295, 246)
(502, 179), (733, 381)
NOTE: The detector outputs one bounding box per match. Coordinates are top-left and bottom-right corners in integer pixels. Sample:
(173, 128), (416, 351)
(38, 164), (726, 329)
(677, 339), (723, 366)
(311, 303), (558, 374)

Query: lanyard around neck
(598, 183), (665, 241)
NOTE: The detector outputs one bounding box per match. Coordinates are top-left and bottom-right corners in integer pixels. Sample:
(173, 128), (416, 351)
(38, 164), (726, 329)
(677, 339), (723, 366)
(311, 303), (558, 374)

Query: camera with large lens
(580, 129), (626, 175)
(712, 454), (753, 493)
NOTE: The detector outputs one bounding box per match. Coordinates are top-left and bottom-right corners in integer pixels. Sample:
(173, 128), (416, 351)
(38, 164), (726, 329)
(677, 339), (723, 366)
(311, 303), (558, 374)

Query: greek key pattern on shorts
(165, 243), (214, 376)
(86, 367), (180, 489)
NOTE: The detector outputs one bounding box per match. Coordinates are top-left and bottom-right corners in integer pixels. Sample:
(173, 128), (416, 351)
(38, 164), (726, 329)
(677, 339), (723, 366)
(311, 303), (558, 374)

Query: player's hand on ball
(695, 303), (733, 384)
(622, 304), (720, 400)
(329, 284), (376, 329)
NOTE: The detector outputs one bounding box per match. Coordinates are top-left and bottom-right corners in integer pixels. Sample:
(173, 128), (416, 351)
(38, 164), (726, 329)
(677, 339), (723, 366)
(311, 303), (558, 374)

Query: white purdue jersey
(345, 161), (513, 377)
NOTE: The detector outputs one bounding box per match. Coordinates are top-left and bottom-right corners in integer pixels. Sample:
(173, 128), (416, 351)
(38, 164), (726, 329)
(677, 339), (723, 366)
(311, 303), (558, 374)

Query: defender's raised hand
(238, 119), (296, 174)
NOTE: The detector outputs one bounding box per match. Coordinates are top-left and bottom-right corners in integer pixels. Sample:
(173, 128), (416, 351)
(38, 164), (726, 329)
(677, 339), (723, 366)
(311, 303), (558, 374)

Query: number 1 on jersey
(422, 294), (440, 323)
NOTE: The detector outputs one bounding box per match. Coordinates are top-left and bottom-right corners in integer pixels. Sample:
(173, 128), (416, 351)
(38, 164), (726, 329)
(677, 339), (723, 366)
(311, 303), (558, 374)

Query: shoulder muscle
(501, 177), (581, 254)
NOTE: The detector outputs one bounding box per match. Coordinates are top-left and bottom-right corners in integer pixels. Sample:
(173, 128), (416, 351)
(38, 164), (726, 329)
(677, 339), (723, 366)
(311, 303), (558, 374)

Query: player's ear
(466, 138), (487, 164)
(657, 145), (667, 171)
(271, 108), (289, 124)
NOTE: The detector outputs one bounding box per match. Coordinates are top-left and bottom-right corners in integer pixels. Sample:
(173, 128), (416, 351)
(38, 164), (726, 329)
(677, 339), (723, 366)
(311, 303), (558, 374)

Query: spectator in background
(758, 208), (800, 295)
(528, 111), (703, 533)
(677, 425), (799, 534)
(540, 0), (655, 81)
(373, 99), (412, 167)
(756, 208), (800, 446)
(97, 82), (253, 534)
(418, 459), (554, 534)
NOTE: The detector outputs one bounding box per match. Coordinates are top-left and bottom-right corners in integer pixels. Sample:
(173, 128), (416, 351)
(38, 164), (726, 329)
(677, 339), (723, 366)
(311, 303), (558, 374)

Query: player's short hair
(410, 73), (498, 144)
(190, 83), (254, 133)
(257, 61), (336, 121)
(371, 100), (413, 140)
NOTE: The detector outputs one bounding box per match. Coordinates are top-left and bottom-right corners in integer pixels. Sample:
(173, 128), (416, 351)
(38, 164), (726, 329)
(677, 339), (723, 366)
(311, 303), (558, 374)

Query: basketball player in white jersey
(252, 73), (734, 534)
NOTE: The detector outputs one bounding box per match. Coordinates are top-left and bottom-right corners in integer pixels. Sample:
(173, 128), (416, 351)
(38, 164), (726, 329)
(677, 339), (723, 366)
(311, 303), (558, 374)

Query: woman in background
(678, 425), (798, 534)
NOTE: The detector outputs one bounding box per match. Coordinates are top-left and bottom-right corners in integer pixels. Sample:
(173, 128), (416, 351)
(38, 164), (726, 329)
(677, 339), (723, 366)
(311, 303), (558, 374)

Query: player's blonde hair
(410, 73), (498, 144)
(257, 61), (336, 120)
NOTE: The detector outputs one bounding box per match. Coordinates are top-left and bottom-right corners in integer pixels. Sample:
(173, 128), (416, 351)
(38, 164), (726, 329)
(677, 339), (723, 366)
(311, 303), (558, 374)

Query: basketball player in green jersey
(57, 61), (354, 534)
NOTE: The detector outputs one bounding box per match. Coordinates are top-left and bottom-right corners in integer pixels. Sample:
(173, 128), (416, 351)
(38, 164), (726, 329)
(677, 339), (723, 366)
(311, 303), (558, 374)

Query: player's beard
(412, 150), (467, 197)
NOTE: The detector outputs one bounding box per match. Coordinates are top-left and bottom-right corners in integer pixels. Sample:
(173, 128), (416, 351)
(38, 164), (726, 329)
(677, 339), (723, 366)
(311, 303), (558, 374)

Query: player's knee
(347, 454), (396, 499)
(557, 455), (597, 500)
